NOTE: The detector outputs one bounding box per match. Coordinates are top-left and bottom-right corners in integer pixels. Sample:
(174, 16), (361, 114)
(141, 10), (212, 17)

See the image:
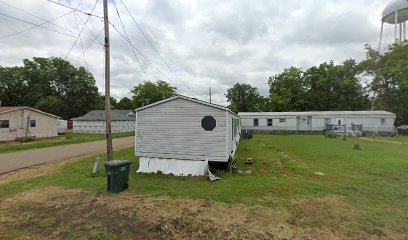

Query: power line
(74, 12), (89, 70)
(74, 0), (84, 10)
(72, 0), (89, 69)
(112, 1), (194, 94)
(65, 0), (100, 60)
(73, 27), (104, 66)
(0, 11), (73, 40)
(75, 10), (103, 46)
(112, 0), (149, 81)
(0, 0), (82, 38)
(109, 21), (191, 94)
(47, 0), (103, 19)
(73, 0), (103, 46)
(0, 11), (101, 44)
(118, 0), (179, 77)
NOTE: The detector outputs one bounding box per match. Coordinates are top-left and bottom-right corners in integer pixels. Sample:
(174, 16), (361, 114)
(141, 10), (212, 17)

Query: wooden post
(103, 0), (113, 161)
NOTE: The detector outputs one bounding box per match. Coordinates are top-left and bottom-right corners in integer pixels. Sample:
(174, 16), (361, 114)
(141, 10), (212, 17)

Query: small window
(380, 118), (386, 124)
(253, 119), (259, 126)
(301, 118), (307, 124)
(338, 119), (342, 125)
(232, 118), (239, 140)
(201, 115), (216, 131)
(267, 119), (272, 126)
(0, 120), (9, 128)
(30, 120), (36, 127)
(279, 118), (286, 123)
(324, 118), (331, 124)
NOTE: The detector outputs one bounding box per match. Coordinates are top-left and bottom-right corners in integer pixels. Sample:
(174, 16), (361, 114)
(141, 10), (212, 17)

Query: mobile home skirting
(137, 157), (208, 176)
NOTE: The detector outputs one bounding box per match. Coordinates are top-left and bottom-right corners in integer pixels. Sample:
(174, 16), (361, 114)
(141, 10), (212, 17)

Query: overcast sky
(0, 0), (396, 105)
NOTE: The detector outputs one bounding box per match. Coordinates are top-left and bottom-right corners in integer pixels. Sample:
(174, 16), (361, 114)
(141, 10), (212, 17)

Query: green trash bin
(104, 160), (133, 193)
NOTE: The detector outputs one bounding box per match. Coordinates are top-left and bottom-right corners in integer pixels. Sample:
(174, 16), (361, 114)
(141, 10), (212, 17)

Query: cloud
(0, 0), (388, 105)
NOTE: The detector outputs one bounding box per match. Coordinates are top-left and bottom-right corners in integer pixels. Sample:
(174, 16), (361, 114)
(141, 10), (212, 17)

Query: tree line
(0, 57), (177, 119)
(1, 43), (406, 125)
(226, 43), (408, 125)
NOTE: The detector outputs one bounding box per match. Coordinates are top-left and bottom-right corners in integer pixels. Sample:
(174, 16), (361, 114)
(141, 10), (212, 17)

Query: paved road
(0, 136), (134, 174)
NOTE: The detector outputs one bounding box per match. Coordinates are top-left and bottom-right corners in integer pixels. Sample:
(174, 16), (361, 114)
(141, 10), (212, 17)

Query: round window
(201, 115), (216, 131)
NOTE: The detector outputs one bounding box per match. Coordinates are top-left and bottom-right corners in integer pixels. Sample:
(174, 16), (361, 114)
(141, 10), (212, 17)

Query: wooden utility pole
(103, 0), (113, 161)
(209, 87), (212, 103)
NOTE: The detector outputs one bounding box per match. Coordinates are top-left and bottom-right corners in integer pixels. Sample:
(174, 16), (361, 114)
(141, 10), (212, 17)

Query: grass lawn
(363, 135), (408, 144)
(0, 135), (407, 239)
(0, 130), (134, 154)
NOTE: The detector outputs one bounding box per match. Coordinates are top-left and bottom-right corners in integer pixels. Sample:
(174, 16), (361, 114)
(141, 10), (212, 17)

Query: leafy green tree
(0, 57), (100, 119)
(130, 80), (176, 108)
(0, 66), (28, 106)
(304, 61), (369, 111)
(225, 82), (263, 112)
(268, 67), (307, 111)
(35, 96), (68, 119)
(360, 43), (408, 125)
(116, 97), (134, 110)
(98, 96), (118, 110)
(303, 62), (336, 110)
(268, 62), (369, 112)
(331, 59), (369, 110)
(258, 96), (271, 112)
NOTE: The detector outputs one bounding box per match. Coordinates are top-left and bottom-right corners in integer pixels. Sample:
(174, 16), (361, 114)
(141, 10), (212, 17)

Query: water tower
(379, 0), (408, 51)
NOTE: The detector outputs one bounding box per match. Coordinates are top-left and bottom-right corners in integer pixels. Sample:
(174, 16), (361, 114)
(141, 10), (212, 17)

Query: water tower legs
(379, 21), (384, 52)
(395, 10), (399, 42)
(400, 23), (403, 42)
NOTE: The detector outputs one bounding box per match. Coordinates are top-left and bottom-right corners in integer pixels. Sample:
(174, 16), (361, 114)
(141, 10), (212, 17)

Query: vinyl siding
(73, 120), (134, 133)
(240, 113), (396, 132)
(136, 98), (228, 162)
(227, 111), (240, 159)
(0, 109), (58, 141)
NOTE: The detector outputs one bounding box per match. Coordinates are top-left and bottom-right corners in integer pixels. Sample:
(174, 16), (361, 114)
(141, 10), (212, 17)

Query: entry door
(298, 116), (312, 130)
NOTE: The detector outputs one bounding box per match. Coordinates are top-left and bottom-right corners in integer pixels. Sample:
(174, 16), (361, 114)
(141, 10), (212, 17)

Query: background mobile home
(135, 95), (240, 176)
(0, 106), (59, 141)
(72, 110), (135, 134)
(239, 111), (396, 135)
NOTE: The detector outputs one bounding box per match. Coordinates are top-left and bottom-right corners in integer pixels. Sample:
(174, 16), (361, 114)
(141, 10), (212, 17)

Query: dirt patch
(294, 195), (359, 221)
(290, 195), (403, 239)
(0, 187), (365, 240)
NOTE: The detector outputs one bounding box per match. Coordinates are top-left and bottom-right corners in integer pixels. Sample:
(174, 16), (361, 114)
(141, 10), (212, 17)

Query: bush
(242, 132), (253, 139)
(353, 143), (361, 150)
(16, 136), (36, 143)
(276, 129), (288, 135)
(325, 130), (338, 138)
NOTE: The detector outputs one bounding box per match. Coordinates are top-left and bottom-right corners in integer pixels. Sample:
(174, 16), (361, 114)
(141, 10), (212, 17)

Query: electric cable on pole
(103, 0), (113, 161)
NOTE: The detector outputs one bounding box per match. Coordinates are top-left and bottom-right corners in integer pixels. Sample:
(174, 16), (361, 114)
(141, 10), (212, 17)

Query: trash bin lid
(104, 160), (133, 167)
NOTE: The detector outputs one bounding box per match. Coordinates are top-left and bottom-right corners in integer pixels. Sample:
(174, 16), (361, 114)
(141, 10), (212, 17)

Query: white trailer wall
(73, 120), (134, 133)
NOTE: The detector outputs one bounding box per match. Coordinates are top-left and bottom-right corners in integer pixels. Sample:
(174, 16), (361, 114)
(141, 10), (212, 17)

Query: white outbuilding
(0, 106), (59, 141)
(135, 95), (240, 176)
(239, 111), (396, 135)
(72, 110), (135, 133)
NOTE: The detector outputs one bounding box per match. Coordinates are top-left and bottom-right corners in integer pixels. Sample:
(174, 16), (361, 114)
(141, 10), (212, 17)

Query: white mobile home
(135, 95), (240, 176)
(0, 106), (59, 141)
(72, 110), (135, 133)
(239, 111), (396, 135)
